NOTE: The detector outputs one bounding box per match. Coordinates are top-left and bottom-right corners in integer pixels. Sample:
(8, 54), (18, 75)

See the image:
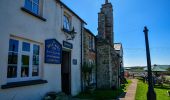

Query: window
(24, 0), (39, 14)
(63, 15), (71, 31)
(22, 42), (30, 52)
(88, 36), (91, 49)
(32, 44), (40, 76)
(91, 37), (94, 50)
(91, 61), (96, 84)
(92, 37), (95, 50)
(7, 38), (41, 82)
(89, 36), (93, 50)
(88, 60), (96, 84)
(7, 39), (19, 78)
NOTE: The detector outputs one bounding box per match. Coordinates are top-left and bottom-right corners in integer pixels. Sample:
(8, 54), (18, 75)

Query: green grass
(75, 89), (121, 100)
(135, 79), (170, 100)
(124, 79), (132, 91)
(165, 76), (170, 80)
(75, 79), (132, 100)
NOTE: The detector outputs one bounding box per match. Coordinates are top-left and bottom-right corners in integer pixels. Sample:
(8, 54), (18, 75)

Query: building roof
(152, 66), (167, 72)
(144, 65), (170, 72)
(56, 0), (87, 24)
(114, 43), (122, 51)
(84, 28), (96, 37)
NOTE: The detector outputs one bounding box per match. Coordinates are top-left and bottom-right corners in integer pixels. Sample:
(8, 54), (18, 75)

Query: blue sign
(45, 39), (62, 64)
(73, 59), (77, 65)
(63, 41), (73, 49)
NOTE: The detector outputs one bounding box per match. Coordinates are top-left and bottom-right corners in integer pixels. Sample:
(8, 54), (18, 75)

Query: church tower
(98, 0), (114, 44)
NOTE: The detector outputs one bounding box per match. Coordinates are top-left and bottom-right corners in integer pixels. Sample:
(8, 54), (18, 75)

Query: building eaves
(84, 28), (96, 37)
(56, 0), (87, 25)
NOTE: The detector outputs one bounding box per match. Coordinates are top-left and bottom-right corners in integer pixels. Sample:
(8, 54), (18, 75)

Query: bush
(43, 92), (65, 100)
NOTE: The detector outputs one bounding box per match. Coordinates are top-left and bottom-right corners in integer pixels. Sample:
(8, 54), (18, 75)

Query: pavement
(119, 79), (138, 100)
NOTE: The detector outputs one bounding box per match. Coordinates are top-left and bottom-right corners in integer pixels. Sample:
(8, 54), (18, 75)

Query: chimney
(105, 0), (109, 4)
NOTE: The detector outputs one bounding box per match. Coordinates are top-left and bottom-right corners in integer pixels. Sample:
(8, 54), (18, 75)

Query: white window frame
(24, 0), (41, 15)
(7, 38), (41, 83)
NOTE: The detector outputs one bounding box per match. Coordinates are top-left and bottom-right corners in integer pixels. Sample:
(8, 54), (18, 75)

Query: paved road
(119, 79), (138, 100)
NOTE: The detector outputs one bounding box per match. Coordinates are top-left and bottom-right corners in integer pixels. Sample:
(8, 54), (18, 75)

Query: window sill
(1, 79), (48, 89)
(21, 7), (46, 21)
(89, 49), (96, 53)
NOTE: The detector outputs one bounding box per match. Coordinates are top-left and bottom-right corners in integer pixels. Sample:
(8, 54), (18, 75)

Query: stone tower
(96, 0), (119, 89)
(98, 0), (113, 43)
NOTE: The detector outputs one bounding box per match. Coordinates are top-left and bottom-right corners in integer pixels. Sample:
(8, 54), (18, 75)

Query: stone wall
(96, 1), (120, 89)
(110, 48), (119, 88)
(98, 3), (113, 44)
(83, 29), (96, 63)
(96, 38), (119, 89)
(96, 39), (111, 88)
(82, 28), (96, 89)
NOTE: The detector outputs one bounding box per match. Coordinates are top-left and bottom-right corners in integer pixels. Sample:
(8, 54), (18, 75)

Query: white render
(0, 0), (84, 100)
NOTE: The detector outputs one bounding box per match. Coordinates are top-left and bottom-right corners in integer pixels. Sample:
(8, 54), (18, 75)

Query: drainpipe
(80, 23), (83, 91)
(95, 36), (97, 88)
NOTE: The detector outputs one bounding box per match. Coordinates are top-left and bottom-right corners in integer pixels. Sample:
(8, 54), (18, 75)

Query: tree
(167, 68), (170, 74)
(82, 62), (92, 89)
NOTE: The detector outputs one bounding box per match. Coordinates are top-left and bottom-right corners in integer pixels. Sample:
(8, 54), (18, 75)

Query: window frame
(88, 36), (94, 50)
(92, 37), (95, 51)
(91, 37), (93, 50)
(63, 14), (71, 31)
(88, 36), (91, 49)
(24, 0), (40, 15)
(7, 38), (41, 83)
(7, 39), (19, 79)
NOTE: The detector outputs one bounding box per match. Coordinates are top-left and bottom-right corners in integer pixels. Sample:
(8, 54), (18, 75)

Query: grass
(124, 79), (132, 92)
(135, 78), (170, 100)
(75, 89), (121, 100)
(75, 79), (132, 100)
(165, 75), (170, 80)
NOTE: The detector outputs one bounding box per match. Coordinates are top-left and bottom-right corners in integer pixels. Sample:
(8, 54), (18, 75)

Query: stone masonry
(98, 0), (113, 43)
(83, 28), (96, 89)
(96, 0), (119, 89)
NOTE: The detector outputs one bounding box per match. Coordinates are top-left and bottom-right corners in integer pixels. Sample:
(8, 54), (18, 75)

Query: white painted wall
(0, 0), (83, 99)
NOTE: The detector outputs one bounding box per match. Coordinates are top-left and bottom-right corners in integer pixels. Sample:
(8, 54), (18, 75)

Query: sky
(62, 0), (170, 67)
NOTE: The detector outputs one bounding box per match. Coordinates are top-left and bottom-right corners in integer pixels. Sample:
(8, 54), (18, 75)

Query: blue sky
(62, 0), (170, 67)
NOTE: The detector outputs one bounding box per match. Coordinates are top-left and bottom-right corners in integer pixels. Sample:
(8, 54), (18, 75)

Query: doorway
(61, 50), (71, 95)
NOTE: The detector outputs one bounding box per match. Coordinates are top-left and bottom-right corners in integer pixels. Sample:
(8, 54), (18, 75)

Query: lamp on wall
(63, 26), (77, 40)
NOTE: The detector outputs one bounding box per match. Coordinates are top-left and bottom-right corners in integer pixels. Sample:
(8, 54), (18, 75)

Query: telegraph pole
(143, 26), (156, 100)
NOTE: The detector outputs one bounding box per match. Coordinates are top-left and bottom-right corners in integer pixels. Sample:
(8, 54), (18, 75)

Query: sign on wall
(45, 39), (62, 64)
(73, 59), (77, 65)
(63, 41), (73, 49)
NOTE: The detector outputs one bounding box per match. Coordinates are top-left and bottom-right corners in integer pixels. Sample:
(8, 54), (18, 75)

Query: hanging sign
(45, 39), (62, 64)
(63, 41), (73, 49)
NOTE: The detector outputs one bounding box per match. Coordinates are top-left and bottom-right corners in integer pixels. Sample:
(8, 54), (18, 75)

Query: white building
(114, 43), (124, 86)
(0, 0), (86, 100)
